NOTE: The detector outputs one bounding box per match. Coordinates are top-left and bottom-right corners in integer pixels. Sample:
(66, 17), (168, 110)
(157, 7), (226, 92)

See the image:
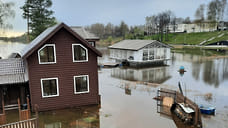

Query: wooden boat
(171, 103), (195, 125)
(199, 104), (216, 115)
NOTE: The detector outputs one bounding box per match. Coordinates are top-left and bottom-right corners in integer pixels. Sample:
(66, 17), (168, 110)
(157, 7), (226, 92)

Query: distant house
(0, 22), (102, 111)
(70, 26), (99, 47)
(169, 22), (217, 33)
(108, 40), (171, 67)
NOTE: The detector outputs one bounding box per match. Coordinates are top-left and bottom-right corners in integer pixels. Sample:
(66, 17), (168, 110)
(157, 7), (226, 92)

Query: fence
(0, 118), (38, 128)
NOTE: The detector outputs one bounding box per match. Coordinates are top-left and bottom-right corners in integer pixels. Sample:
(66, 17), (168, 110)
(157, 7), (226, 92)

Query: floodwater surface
(1, 43), (228, 128)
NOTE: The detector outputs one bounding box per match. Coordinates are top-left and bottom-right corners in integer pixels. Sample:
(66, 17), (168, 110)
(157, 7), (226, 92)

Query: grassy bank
(146, 31), (228, 45)
(97, 30), (228, 47)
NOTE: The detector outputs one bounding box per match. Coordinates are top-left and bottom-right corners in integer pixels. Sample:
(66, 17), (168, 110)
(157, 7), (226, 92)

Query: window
(143, 49), (148, 60)
(38, 44), (56, 64)
(74, 75), (89, 94)
(88, 41), (95, 47)
(72, 44), (88, 62)
(41, 78), (59, 98)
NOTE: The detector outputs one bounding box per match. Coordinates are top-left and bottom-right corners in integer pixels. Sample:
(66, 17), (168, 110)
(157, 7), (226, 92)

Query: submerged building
(108, 40), (171, 67)
(0, 22), (102, 112)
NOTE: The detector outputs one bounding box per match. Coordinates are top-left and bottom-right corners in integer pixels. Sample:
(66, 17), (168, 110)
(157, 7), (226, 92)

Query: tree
(195, 4), (205, 31)
(104, 23), (114, 38)
(119, 21), (129, 38)
(21, 0), (57, 42)
(89, 23), (105, 39)
(0, 0), (15, 29)
(183, 17), (191, 24)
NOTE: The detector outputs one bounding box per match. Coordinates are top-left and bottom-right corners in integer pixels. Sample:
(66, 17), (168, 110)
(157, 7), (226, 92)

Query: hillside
(161, 31), (228, 45)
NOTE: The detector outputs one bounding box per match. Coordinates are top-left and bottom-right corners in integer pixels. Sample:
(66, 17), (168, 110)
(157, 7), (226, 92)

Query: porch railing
(0, 118), (38, 128)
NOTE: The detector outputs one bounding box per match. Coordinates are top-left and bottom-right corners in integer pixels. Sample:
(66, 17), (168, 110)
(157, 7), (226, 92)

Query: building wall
(27, 28), (99, 111)
(110, 47), (170, 62)
(169, 23), (217, 33)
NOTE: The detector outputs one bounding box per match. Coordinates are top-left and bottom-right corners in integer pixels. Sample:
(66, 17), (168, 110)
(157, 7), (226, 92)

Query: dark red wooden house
(0, 23), (102, 112)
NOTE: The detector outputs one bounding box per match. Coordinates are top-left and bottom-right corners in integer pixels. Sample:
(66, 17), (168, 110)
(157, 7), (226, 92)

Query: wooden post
(34, 104), (39, 128)
(18, 98), (21, 120)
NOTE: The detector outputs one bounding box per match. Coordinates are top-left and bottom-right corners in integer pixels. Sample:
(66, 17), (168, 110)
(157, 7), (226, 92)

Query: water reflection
(172, 50), (228, 87)
(39, 106), (100, 128)
(111, 67), (171, 84)
(0, 41), (27, 59)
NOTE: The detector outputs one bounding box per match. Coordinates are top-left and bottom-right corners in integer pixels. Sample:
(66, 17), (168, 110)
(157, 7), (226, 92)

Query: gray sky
(2, 0), (215, 36)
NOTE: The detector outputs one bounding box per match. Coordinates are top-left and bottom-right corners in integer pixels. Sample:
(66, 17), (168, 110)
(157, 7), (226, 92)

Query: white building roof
(108, 40), (170, 51)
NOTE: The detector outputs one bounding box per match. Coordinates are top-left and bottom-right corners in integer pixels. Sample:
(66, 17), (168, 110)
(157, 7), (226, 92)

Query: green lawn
(145, 30), (228, 45)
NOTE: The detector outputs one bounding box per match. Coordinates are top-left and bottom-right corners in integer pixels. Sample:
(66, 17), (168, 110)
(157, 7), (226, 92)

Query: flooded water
(1, 42), (228, 128)
(0, 40), (27, 59)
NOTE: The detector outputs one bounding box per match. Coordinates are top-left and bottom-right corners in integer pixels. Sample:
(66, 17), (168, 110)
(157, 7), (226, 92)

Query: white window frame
(72, 44), (88, 62)
(41, 77), (59, 98)
(38, 44), (56, 64)
(73, 75), (89, 94)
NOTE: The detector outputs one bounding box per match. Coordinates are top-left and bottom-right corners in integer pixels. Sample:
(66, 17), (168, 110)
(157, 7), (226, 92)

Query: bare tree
(0, 1), (15, 29)
(195, 4), (205, 32)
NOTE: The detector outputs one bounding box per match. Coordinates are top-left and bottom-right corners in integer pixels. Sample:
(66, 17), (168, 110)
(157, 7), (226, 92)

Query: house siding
(27, 28), (99, 111)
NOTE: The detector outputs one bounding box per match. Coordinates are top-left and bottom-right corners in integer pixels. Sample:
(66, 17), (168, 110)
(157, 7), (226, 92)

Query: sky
(0, 0), (217, 37)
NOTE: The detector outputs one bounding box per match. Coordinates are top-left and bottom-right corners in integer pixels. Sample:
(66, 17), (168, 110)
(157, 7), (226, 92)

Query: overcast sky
(1, 0), (217, 36)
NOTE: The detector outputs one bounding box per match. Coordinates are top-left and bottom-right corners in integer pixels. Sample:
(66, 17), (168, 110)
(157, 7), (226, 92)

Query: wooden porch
(0, 97), (38, 128)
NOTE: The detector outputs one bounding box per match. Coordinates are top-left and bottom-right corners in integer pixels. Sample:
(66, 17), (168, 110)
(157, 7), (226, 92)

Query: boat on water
(199, 104), (216, 115)
(170, 103), (195, 125)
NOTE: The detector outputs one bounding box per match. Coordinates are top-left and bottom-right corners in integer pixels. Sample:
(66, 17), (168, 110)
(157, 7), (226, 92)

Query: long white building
(108, 40), (171, 67)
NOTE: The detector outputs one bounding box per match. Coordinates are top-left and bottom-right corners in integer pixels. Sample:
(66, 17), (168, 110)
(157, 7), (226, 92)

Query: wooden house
(108, 40), (171, 67)
(0, 22), (102, 112)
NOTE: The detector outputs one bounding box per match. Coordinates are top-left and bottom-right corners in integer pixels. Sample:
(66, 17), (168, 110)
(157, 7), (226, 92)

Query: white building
(108, 40), (171, 67)
(169, 23), (217, 33)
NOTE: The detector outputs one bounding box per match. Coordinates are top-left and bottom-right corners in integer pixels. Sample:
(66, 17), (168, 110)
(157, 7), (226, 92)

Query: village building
(108, 40), (171, 67)
(168, 22), (217, 33)
(0, 22), (102, 112)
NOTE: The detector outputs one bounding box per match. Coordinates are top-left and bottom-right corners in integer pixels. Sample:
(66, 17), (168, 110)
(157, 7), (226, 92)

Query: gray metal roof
(0, 58), (27, 85)
(108, 40), (170, 50)
(20, 23), (100, 58)
(70, 26), (99, 40)
(20, 23), (61, 58)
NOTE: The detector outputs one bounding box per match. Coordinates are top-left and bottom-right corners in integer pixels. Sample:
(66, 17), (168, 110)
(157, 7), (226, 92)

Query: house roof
(108, 40), (171, 51)
(0, 58), (27, 85)
(70, 26), (99, 40)
(21, 22), (102, 59)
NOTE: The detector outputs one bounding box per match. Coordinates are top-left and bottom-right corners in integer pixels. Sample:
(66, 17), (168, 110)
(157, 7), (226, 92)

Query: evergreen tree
(21, 0), (57, 42)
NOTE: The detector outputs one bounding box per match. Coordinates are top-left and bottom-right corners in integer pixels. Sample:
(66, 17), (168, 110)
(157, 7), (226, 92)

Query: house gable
(21, 23), (102, 59)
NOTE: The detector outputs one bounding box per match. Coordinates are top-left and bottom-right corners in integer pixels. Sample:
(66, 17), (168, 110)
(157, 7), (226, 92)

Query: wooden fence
(0, 118), (38, 128)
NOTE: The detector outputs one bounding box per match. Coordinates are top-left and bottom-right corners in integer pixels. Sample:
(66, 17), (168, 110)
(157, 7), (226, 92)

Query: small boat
(199, 104), (216, 115)
(171, 103), (195, 124)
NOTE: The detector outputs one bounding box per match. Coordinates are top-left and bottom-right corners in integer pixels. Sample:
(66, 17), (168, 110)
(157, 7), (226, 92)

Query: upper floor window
(38, 44), (56, 64)
(72, 44), (88, 62)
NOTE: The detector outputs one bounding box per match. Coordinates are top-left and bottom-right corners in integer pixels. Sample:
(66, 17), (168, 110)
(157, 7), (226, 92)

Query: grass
(154, 31), (228, 45)
(97, 30), (228, 47)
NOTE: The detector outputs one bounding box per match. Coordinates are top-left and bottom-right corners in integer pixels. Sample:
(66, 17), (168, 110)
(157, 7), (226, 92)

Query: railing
(0, 96), (6, 125)
(0, 118), (38, 128)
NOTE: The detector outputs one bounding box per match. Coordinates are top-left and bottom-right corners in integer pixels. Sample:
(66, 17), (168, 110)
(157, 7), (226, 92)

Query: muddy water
(1, 43), (228, 128)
